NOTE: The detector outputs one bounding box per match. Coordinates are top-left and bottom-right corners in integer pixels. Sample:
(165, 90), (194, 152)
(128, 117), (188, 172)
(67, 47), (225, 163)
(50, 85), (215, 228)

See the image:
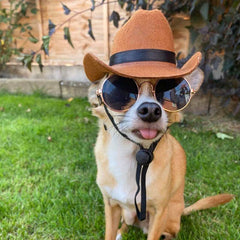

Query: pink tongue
(139, 129), (158, 139)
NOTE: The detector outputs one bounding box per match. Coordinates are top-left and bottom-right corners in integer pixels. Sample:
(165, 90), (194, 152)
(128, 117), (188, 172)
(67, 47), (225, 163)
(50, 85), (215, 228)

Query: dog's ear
(88, 80), (106, 118)
(185, 67), (204, 93)
(88, 81), (100, 108)
(167, 68), (203, 126)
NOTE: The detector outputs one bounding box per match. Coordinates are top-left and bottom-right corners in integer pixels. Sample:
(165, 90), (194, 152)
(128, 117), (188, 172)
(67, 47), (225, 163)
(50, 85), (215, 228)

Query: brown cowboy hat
(83, 9), (202, 82)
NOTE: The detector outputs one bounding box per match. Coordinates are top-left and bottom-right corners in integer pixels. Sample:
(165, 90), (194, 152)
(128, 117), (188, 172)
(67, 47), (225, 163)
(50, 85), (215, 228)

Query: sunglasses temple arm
(96, 90), (103, 106)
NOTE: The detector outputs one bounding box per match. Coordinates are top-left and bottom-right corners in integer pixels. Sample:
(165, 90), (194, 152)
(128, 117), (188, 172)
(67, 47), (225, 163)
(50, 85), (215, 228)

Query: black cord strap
(103, 104), (141, 147)
(135, 148), (152, 220)
(134, 141), (159, 220)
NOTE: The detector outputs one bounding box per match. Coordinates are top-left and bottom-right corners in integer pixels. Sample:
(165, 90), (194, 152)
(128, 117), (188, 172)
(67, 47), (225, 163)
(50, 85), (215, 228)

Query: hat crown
(111, 10), (175, 55)
(83, 9), (201, 82)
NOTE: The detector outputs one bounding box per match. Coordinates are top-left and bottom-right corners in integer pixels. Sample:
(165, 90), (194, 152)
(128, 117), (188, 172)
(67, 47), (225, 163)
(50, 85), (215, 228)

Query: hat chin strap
(103, 104), (164, 221)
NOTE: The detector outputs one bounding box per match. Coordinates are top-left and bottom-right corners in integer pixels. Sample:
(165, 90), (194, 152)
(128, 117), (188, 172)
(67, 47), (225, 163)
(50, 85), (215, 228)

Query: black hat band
(109, 49), (176, 66)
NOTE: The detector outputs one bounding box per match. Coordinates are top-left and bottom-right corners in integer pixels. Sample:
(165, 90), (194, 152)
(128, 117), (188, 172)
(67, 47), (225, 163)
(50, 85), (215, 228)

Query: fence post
(36, 0), (45, 63)
(103, 1), (110, 60)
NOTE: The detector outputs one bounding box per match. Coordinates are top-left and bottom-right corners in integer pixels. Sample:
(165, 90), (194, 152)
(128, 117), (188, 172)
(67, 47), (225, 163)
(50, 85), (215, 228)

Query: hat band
(109, 49), (176, 66)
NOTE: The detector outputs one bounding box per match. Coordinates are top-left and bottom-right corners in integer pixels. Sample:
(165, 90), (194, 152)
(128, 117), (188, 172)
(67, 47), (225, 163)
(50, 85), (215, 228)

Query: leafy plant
(0, 0), (37, 68)
(14, 0), (153, 72)
(158, 0), (240, 115)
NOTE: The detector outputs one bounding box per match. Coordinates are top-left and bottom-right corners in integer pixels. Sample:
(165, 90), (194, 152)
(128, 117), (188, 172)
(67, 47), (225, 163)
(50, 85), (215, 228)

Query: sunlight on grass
(0, 93), (239, 239)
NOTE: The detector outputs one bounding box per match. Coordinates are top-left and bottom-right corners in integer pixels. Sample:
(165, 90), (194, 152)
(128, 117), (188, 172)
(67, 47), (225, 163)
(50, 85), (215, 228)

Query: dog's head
(88, 68), (203, 147)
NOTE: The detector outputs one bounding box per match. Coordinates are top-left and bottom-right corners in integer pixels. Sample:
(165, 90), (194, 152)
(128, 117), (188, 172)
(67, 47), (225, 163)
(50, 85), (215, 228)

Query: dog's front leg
(104, 197), (121, 240)
(147, 207), (168, 240)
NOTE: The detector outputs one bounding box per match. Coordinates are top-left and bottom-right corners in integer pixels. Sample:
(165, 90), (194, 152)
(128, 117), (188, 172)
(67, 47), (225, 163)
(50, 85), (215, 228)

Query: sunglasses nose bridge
(138, 81), (155, 98)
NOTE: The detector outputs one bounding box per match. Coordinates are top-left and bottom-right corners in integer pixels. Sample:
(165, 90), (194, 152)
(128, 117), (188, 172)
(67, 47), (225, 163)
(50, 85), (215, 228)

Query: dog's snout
(137, 102), (162, 122)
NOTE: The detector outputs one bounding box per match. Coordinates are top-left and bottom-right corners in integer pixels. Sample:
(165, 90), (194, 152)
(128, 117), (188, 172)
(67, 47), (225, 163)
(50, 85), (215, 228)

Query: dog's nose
(137, 102), (162, 122)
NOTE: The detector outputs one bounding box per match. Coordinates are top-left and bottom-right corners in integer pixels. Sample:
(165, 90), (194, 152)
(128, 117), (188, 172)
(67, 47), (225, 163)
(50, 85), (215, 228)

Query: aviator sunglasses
(96, 75), (196, 112)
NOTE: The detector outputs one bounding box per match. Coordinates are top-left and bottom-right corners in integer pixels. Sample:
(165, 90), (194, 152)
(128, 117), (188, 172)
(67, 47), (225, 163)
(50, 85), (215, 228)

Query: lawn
(0, 93), (239, 240)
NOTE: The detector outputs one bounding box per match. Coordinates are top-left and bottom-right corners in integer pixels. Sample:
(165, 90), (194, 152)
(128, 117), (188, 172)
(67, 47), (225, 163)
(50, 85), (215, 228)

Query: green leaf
(91, 0), (95, 11)
(21, 3), (27, 16)
(61, 2), (71, 15)
(189, 28), (199, 44)
(118, 0), (125, 8)
(42, 35), (50, 55)
(190, 0), (197, 15)
(232, 0), (240, 8)
(21, 27), (26, 33)
(200, 2), (209, 21)
(126, 1), (134, 11)
(29, 37), (38, 44)
(28, 33), (39, 44)
(216, 132), (234, 140)
(21, 54), (34, 72)
(109, 11), (120, 28)
(88, 19), (95, 41)
(31, 8), (38, 14)
(63, 27), (74, 48)
(48, 19), (56, 36)
(137, 0), (147, 9)
(36, 54), (43, 72)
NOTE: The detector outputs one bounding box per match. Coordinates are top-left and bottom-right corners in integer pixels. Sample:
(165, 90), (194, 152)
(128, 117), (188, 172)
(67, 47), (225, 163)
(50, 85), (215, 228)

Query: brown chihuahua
(84, 10), (233, 240)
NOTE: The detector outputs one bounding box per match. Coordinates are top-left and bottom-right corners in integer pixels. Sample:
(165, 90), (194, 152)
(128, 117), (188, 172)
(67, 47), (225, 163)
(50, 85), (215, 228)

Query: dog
(88, 69), (233, 240)
(84, 10), (233, 240)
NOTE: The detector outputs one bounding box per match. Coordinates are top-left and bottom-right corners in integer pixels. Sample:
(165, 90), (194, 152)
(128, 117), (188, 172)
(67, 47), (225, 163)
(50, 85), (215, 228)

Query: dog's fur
(88, 68), (233, 240)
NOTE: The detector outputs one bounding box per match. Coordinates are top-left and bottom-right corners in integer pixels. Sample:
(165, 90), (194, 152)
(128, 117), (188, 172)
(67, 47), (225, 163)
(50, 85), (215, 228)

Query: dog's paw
(161, 232), (175, 240)
(116, 233), (122, 240)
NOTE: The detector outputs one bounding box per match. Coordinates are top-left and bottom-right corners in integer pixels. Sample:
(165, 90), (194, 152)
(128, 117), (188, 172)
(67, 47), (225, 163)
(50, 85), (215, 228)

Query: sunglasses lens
(102, 75), (138, 111)
(155, 78), (191, 111)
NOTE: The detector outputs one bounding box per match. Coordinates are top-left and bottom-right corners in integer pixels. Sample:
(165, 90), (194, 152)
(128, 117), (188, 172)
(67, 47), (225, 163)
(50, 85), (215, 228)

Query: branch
(55, 1), (118, 33)
(22, 0), (118, 70)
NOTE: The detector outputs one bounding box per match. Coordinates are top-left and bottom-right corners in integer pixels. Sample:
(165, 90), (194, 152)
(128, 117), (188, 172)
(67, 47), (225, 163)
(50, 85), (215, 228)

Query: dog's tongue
(139, 129), (158, 139)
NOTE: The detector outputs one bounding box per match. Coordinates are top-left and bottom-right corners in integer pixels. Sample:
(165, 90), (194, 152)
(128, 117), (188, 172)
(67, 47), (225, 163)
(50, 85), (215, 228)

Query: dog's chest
(104, 137), (139, 206)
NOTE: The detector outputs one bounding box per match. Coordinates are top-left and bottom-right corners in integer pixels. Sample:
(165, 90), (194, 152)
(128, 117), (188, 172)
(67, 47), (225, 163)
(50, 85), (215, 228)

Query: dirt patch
(183, 113), (240, 136)
(181, 90), (240, 136)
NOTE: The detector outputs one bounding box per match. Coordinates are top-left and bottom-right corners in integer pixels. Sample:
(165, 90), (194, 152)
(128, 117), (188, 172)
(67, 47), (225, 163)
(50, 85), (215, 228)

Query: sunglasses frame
(96, 75), (196, 113)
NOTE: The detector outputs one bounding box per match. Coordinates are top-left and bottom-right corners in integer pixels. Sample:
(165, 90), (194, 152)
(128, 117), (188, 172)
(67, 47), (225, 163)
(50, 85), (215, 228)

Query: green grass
(0, 93), (239, 240)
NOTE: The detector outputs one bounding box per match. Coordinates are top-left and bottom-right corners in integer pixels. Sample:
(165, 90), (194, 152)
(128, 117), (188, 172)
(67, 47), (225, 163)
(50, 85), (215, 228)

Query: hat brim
(83, 52), (202, 82)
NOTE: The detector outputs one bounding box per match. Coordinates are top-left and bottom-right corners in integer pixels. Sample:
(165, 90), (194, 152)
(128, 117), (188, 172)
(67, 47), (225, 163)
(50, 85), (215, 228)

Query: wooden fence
(1, 0), (190, 66)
